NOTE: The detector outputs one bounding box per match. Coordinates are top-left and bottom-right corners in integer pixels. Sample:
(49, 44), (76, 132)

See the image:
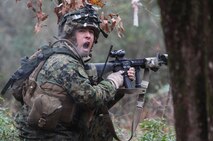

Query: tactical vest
(2, 45), (92, 130)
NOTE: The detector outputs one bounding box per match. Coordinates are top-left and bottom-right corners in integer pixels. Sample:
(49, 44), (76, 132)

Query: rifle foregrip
(124, 74), (132, 88)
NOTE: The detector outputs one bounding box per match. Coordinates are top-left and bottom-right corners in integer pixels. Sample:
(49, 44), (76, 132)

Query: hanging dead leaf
(34, 23), (42, 33)
(54, 4), (63, 23)
(27, 0), (36, 12)
(112, 15), (124, 38)
(25, 0), (48, 32)
(100, 12), (110, 33)
(38, 0), (43, 11)
(27, 1), (33, 8)
(108, 13), (118, 31)
(99, 12), (125, 37)
(36, 11), (48, 22)
(111, 18), (116, 31)
(16, 0), (125, 36)
(103, 19), (110, 33)
(34, 23), (47, 33)
(116, 16), (125, 38)
(66, 0), (71, 4)
(54, 0), (85, 23)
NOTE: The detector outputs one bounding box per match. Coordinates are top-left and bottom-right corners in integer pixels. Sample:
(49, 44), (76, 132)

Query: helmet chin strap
(77, 48), (92, 62)
(82, 55), (91, 62)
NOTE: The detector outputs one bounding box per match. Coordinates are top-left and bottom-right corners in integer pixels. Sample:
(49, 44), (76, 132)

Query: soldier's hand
(107, 71), (124, 89)
(127, 67), (135, 81)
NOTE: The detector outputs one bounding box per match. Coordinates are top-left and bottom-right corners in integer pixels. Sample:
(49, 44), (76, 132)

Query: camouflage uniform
(15, 45), (117, 141)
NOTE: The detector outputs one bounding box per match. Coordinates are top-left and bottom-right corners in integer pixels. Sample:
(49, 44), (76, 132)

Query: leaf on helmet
(87, 0), (105, 8)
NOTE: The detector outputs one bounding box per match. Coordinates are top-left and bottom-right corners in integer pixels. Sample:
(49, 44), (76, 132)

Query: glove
(107, 71), (124, 89)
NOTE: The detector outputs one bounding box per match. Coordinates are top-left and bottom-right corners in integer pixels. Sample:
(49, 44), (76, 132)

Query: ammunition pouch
(24, 80), (76, 130)
(27, 94), (62, 130)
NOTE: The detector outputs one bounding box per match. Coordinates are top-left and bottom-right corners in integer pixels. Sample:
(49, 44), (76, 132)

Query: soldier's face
(75, 27), (95, 57)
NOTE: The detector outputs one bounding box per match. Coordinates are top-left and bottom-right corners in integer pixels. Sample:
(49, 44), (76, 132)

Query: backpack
(1, 44), (77, 103)
(1, 44), (82, 130)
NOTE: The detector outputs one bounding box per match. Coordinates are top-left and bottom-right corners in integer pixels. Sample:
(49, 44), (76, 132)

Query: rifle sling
(128, 68), (150, 141)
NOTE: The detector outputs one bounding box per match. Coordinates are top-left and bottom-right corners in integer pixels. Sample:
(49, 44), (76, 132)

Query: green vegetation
(139, 118), (176, 141)
(0, 97), (19, 141)
(0, 104), (176, 141)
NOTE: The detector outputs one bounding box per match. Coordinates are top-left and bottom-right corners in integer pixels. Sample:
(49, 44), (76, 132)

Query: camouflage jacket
(37, 52), (117, 107)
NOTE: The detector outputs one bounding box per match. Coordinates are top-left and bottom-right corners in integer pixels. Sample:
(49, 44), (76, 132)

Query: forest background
(0, 0), (172, 140)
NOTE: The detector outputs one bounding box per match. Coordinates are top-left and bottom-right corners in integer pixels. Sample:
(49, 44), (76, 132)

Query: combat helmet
(58, 4), (106, 43)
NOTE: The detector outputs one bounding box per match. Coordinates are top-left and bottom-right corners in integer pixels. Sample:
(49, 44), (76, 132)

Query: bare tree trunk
(158, 0), (213, 141)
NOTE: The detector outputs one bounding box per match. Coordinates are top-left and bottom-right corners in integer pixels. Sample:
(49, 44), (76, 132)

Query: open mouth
(83, 42), (90, 49)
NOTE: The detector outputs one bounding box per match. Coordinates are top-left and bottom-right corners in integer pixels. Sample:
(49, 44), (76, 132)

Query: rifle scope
(109, 49), (125, 58)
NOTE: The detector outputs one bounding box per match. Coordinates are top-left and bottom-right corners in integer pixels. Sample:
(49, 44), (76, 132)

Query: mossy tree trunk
(158, 0), (213, 141)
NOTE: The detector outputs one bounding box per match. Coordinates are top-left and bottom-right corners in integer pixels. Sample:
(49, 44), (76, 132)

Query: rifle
(86, 48), (168, 89)
(85, 47), (168, 141)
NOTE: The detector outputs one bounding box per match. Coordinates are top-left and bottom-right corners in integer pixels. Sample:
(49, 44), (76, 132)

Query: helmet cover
(58, 4), (103, 43)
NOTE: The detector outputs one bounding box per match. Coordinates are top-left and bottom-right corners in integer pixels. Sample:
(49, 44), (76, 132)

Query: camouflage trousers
(15, 105), (114, 141)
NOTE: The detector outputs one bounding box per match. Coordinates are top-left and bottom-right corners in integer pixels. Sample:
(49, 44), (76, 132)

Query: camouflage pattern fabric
(88, 108), (114, 141)
(15, 47), (117, 140)
(15, 106), (114, 141)
(15, 105), (81, 141)
(37, 53), (116, 107)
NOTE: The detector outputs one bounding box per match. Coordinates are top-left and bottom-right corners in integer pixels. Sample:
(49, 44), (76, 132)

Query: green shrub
(139, 118), (176, 141)
(0, 97), (19, 141)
